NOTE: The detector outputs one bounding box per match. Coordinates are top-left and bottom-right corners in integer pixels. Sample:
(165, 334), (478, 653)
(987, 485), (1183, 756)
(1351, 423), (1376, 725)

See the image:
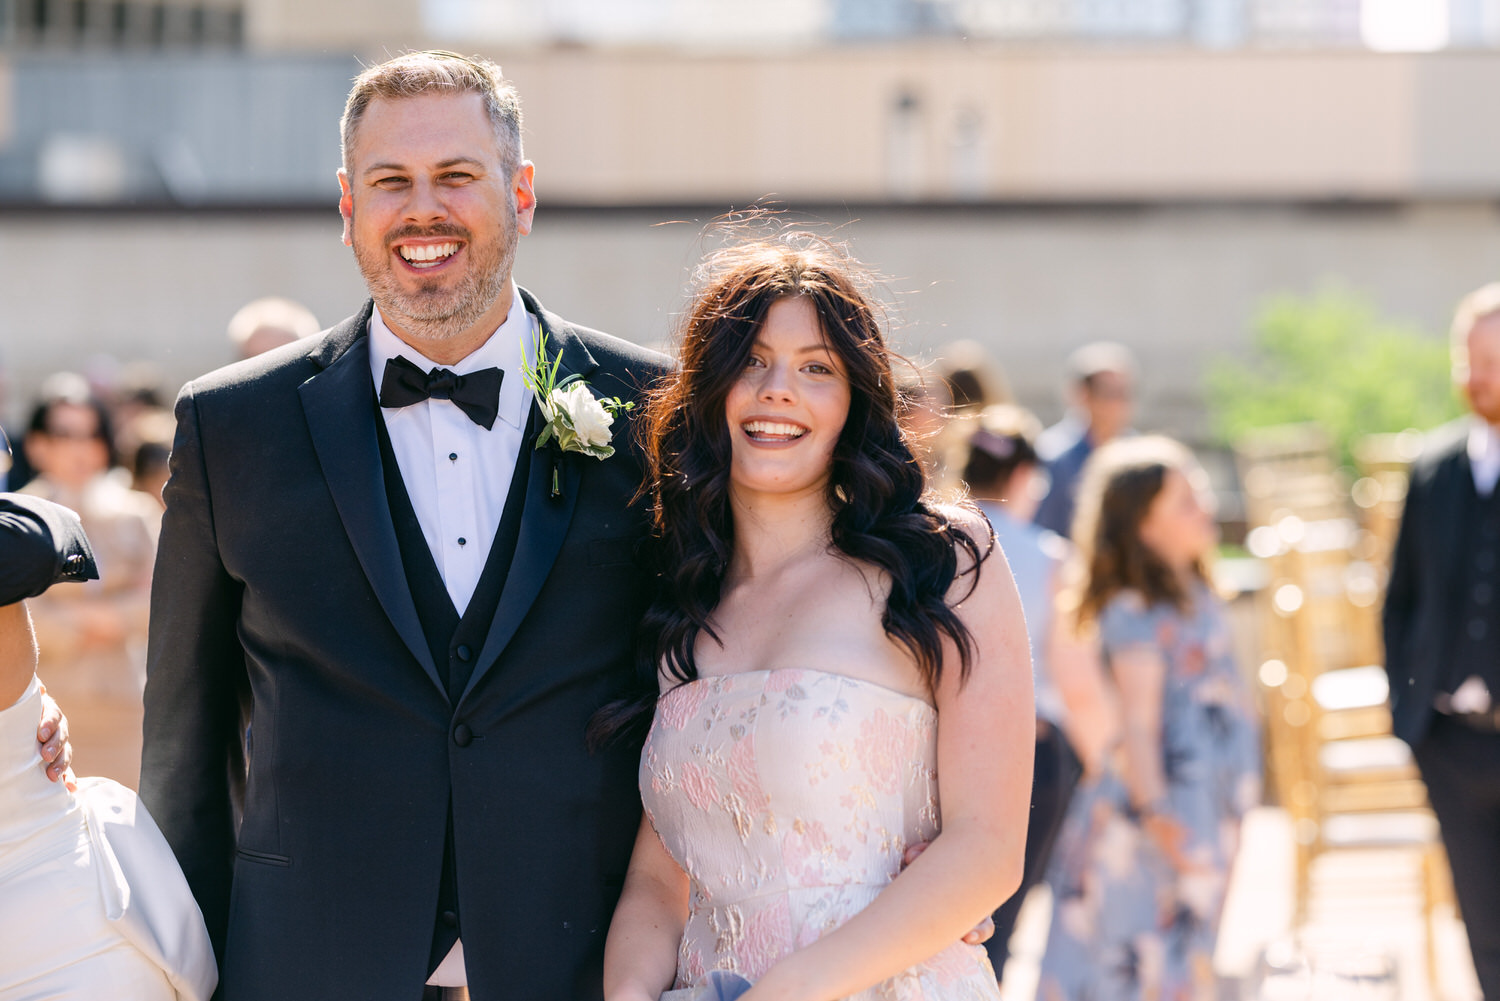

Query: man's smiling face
(339, 91), (536, 345)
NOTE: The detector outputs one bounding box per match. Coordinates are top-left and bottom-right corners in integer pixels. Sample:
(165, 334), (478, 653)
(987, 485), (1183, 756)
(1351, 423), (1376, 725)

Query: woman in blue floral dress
(1039, 436), (1261, 1001)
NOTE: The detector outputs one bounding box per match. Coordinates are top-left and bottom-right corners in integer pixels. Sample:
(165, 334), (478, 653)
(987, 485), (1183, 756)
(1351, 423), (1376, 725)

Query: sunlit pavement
(999, 807), (1481, 1001)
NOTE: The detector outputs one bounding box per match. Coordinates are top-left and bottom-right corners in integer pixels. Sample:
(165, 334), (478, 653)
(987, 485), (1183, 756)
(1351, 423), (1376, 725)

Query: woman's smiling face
(724, 296), (851, 506)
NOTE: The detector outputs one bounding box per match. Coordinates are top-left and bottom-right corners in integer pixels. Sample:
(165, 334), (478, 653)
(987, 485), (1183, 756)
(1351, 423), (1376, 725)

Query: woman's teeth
(742, 420), (807, 441)
(397, 242), (459, 268)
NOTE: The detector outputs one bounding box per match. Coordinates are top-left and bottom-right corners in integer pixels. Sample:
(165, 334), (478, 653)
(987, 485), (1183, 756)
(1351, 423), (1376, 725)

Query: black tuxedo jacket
(1382, 420), (1473, 747)
(141, 290), (669, 1001)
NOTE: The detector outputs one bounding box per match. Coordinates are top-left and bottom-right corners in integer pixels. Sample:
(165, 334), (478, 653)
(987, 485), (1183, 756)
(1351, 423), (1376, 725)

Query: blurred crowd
(909, 339), (1263, 1000)
(0, 296), (320, 788)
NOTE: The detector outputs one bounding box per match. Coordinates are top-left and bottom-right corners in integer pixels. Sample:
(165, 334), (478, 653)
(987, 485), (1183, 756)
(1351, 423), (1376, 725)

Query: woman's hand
(37, 685), (76, 789)
(1140, 810), (1190, 872)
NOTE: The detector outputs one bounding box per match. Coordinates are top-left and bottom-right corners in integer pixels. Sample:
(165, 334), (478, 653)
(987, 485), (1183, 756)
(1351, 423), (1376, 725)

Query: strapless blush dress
(640, 668), (1002, 1001)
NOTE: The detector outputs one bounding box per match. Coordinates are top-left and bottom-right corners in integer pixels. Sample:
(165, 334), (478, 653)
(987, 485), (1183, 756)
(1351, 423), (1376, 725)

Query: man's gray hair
(341, 50), (523, 172)
(1450, 282), (1500, 381)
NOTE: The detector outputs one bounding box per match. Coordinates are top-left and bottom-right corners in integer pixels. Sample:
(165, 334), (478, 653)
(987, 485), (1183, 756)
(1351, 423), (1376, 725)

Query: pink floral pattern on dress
(854, 707), (914, 795)
(641, 668), (1001, 1001)
(680, 761), (718, 812)
(764, 669), (804, 694)
(657, 681), (712, 731)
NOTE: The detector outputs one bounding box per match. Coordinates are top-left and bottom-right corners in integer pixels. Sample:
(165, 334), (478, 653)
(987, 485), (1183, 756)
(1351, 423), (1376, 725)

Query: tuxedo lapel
(299, 302), (445, 695)
(1432, 443), (1473, 582)
(461, 293), (598, 703)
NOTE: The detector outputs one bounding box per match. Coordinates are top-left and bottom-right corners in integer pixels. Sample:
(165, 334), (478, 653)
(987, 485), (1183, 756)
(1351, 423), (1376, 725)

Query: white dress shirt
(1469, 419), (1500, 498)
(366, 286), (536, 987)
(368, 286), (535, 614)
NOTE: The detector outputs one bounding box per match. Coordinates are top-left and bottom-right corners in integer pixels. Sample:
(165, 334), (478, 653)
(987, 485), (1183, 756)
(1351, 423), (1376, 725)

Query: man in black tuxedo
(141, 52), (669, 1001)
(1384, 282), (1500, 1000)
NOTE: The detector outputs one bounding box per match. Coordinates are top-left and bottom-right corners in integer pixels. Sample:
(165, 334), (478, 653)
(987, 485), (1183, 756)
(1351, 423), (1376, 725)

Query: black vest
(1445, 474), (1500, 695)
(375, 408), (536, 975)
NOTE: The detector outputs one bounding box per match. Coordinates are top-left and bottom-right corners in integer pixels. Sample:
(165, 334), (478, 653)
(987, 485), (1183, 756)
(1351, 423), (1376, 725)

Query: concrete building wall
(4, 200), (1496, 436)
(497, 49), (1500, 203)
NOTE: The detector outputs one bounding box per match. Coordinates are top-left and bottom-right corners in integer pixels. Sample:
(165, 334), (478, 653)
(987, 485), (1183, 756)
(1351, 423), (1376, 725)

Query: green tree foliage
(1206, 290), (1463, 467)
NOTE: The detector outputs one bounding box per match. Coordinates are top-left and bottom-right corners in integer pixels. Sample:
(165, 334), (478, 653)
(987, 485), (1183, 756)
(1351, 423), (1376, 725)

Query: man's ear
(338, 169), (354, 247)
(513, 161), (537, 237)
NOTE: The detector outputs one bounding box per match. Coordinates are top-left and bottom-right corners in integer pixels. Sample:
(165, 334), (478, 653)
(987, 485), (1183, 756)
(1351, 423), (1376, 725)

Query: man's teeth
(397, 242), (459, 265)
(743, 421), (807, 439)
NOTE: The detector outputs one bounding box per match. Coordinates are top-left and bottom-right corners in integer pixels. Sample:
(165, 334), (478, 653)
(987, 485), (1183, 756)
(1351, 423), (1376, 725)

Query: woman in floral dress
(1039, 436), (1261, 1001)
(597, 232), (1035, 1001)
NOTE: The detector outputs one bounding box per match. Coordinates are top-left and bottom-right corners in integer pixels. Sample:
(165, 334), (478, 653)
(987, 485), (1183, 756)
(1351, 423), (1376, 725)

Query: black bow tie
(378, 355), (504, 430)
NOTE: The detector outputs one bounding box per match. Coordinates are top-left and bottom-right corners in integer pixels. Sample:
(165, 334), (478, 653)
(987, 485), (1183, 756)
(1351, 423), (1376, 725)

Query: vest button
(455, 645), (472, 663)
(453, 723), (473, 747)
(441, 910), (458, 928)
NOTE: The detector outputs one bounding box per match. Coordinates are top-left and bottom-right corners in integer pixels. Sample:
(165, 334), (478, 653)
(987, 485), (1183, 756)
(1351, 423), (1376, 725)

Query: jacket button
(453, 723), (473, 747)
(455, 645), (472, 663)
(65, 554), (85, 571)
(441, 910), (458, 928)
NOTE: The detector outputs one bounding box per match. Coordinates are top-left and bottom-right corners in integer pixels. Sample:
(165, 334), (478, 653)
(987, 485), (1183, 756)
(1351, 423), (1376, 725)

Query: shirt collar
(1468, 417), (1500, 466)
(368, 285), (533, 432)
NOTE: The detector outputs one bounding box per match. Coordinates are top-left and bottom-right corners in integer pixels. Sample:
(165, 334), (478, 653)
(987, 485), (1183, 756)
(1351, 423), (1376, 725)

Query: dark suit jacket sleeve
(0, 504), (63, 606)
(1382, 463), (1419, 694)
(140, 383), (248, 960)
(0, 494), (98, 605)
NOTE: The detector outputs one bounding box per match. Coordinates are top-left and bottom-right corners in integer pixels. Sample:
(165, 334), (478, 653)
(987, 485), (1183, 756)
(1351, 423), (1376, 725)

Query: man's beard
(353, 208), (517, 344)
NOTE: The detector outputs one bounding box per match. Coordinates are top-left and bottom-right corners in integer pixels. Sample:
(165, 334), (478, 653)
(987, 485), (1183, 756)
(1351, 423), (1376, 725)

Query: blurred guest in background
(961, 404), (1083, 983)
(2, 352), (35, 492)
(1034, 341), (1137, 538)
(1040, 436), (1260, 1001)
(120, 407), (177, 509)
(19, 373), (159, 788)
(109, 362), (168, 433)
(1384, 282), (1500, 1001)
(899, 377), (956, 492)
(936, 339), (1011, 416)
(226, 295), (320, 360)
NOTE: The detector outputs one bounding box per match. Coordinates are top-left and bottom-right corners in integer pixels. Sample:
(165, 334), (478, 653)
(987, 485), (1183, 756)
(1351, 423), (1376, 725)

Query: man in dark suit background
(141, 51), (669, 1001)
(1384, 282), (1500, 1000)
(1032, 341), (1136, 539)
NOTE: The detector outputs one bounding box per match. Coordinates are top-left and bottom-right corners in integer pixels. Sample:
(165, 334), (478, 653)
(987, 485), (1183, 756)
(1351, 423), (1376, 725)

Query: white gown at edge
(0, 675), (217, 1001)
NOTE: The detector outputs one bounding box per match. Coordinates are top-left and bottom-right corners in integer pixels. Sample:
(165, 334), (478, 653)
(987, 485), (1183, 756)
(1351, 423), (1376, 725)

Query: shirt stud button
(457, 537), (467, 546)
(449, 452), (458, 461)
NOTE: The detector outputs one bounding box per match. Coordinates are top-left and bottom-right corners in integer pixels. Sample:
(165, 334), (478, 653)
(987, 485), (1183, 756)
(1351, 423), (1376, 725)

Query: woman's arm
(0, 602), (38, 709)
(604, 814), (691, 1001)
(1111, 644), (1169, 811)
(1110, 643), (1193, 871)
(743, 514), (1035, 1001)
(1045, 569), (1118, 778)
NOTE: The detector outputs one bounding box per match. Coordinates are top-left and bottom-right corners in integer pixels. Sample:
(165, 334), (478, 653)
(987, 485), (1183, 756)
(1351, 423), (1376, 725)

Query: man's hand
(901, 842), (996, 946)
(37, 686), (76, 791)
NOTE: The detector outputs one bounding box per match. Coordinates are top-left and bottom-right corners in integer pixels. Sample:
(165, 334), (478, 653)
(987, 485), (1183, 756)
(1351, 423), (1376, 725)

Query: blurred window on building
(0, 1), (244, 50)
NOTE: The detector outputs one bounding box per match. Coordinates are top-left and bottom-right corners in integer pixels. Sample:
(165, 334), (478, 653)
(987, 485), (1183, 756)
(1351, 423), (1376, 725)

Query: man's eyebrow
(361, 157), (485, 177)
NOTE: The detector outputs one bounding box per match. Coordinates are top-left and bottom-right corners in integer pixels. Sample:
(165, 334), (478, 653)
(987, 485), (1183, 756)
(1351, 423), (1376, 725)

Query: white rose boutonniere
(521, 326), (635, 497)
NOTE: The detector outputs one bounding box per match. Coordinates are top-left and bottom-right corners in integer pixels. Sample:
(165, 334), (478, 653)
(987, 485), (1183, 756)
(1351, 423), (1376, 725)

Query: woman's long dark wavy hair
(1071, 435), (1210, 630)
(591, 230), (986, 745)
